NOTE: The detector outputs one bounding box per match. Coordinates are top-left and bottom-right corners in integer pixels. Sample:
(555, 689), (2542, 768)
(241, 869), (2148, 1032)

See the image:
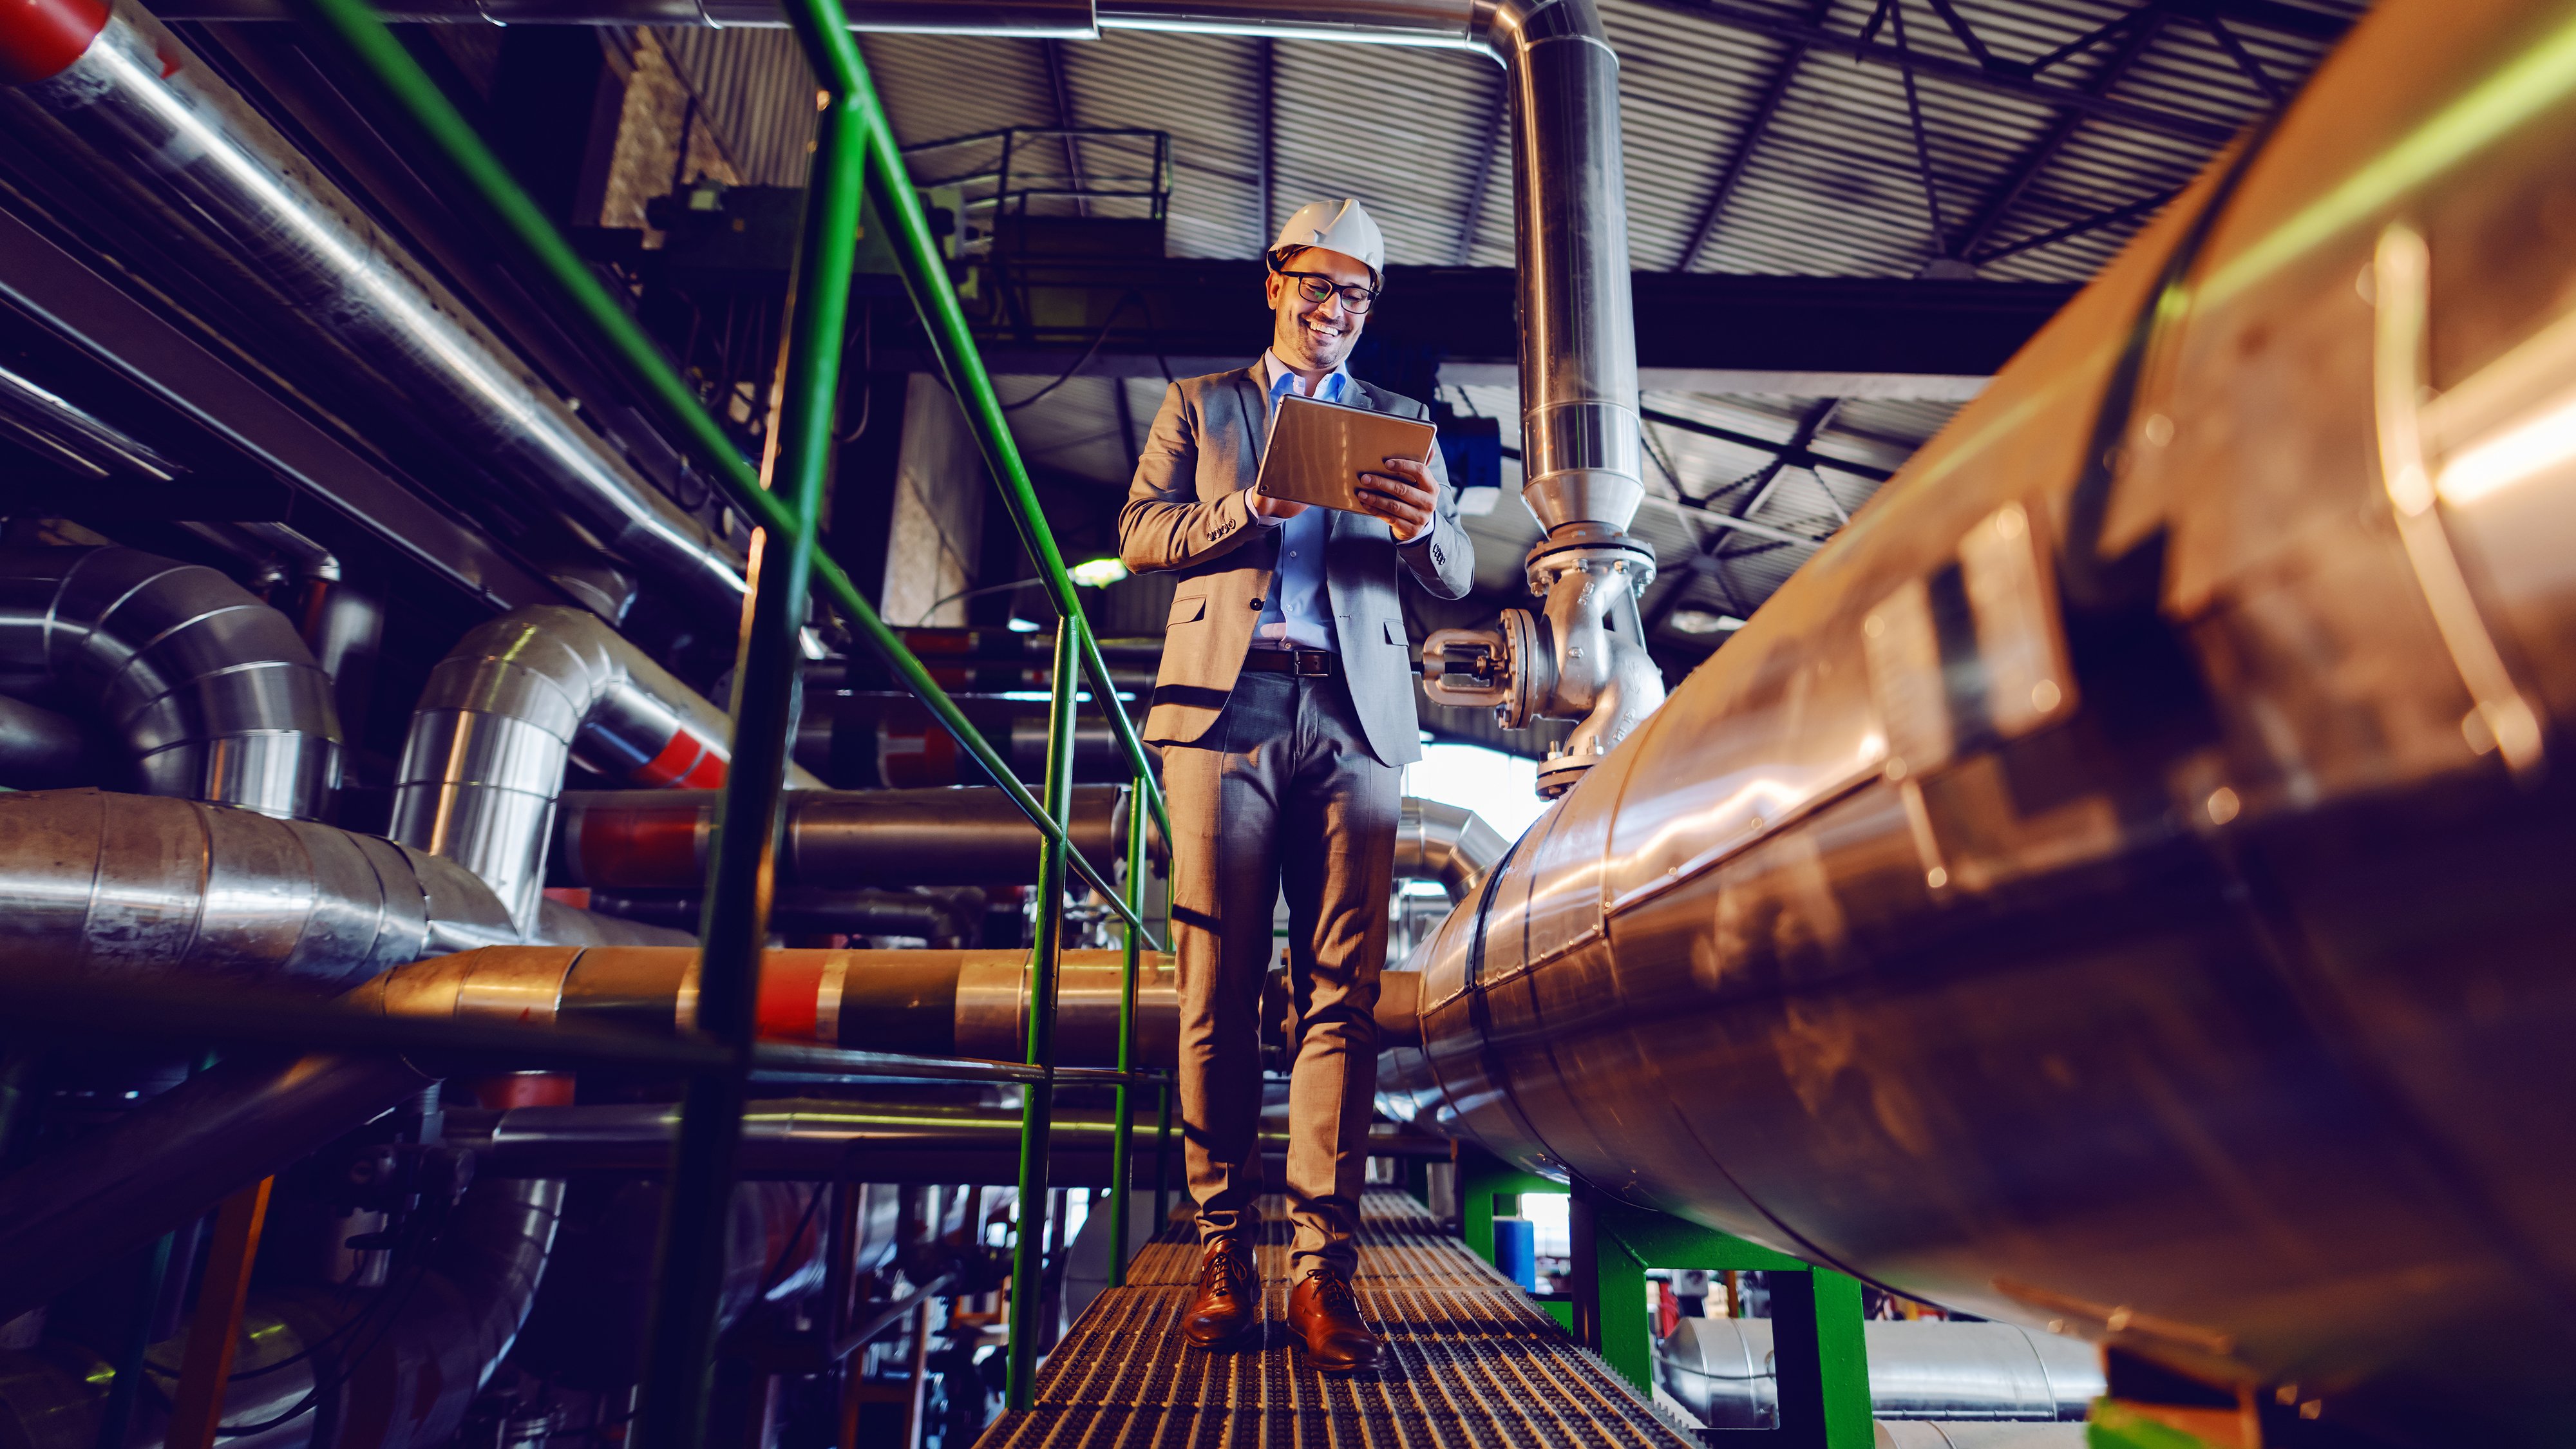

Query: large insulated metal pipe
(0, 788), (518, 990)
(391, 607), (822, 934)
(0, 1179), (563, 1449)
(1381, 2), (2576, 1440)
(0, 4), (749, 618)
(367, 943), (1179, 1066)
(0, 547), (341, 820)
(1393, 795), (1510, 902)
(549, 783), (1144, 891)
(1655, 1318), (2102, 1430)
(443, 1097), (1450, 1188)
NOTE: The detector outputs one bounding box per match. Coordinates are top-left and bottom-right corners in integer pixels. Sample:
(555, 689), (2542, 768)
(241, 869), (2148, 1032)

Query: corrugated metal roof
(629, 0), (2365, 748)
(658, 27), (820, 186)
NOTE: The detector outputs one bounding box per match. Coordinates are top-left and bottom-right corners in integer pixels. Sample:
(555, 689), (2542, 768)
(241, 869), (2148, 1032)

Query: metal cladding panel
(1050, 30), (1267, 258)
(1270, 38), (1499, 268)
(1598, 0), (1792, 271)
(656, 25), (821, 186)
(853, 32), (1059, 145)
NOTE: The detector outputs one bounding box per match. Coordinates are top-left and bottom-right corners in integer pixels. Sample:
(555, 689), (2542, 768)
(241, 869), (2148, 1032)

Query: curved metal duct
(1380, 1), (2576, 1438)
(0, 547), (340, 820)
(391, 607), (822, 934)
(1654, 1318), (2101, 1430)
(1394, 797), (1510, 902)
(0, 788), (516, 990)
(146, 0), (1096, 24)
(551, 783), (1141, 892)
(0, 5), (750, 619)
(0, 1179), (563, 1449)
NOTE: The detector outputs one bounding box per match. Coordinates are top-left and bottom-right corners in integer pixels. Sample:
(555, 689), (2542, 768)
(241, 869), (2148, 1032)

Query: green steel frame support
(1106, 779), (1148, 1287)
(628, 14), (865, 1445)
(1005, 622), (1081, 1409)
(1576, 1190), (1872, 1449)
(1458, 1144), (1559, 1265)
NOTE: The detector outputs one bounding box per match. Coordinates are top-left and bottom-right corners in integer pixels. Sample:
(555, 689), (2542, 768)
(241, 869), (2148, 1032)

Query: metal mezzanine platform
(977, 1191), (1701, 1448)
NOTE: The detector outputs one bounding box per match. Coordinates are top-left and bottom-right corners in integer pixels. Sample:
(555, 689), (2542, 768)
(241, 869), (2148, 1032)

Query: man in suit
(1118, 198), (1475, 1372)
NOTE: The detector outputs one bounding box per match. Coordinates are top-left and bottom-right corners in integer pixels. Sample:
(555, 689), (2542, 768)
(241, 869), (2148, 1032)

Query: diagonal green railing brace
(285, 0), (1165, 945)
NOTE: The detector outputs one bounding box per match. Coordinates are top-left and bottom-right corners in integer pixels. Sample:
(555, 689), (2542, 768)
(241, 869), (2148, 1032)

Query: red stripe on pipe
(676, 748), (727, 790)
(630, 729), (710, 787)
(574, 800), (703, 887)
(0, 0), (108, 86)
(755, 954), (826, 1041)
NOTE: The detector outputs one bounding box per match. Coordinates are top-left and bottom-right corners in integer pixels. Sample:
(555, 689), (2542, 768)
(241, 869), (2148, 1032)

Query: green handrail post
(837, 70), (1168, 849)
(1106, 776), (1148, 1287)
(1005, 620), (1081, 1409)
(629, 15), (865, 1449)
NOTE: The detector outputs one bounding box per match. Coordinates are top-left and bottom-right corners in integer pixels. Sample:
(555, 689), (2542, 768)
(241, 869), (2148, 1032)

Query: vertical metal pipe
(97, 1231), (173, 1449)
(1004, 621), (1080, 1408)
(166, 1178), (272, 1449)
(630, 23), (866, 1449)
(1106, 780), (1146, 1287)
(1153, 1081), (1172, 1237)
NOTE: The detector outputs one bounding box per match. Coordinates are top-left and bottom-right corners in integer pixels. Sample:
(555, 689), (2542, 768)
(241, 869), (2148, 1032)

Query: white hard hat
(1269, 198), (1386, 282)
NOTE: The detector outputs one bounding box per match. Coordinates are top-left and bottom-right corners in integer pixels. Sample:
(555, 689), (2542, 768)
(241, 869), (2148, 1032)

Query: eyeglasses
(1280, 271), (1378, 314)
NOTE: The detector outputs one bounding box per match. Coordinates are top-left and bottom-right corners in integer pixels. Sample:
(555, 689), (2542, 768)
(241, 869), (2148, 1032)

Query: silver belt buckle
(1296, 650), (1331, 677)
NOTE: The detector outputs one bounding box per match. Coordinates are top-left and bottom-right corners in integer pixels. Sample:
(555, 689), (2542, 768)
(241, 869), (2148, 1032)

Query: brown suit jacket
(1117, 363), (1475, 766)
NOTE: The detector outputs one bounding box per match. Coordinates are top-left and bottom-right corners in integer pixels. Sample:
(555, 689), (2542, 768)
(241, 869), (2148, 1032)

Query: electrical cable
(998, 292), (1143, 414)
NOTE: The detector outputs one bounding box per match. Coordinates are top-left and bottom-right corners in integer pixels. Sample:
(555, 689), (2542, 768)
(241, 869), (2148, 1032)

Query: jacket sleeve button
(1249, 598), (1265, 610)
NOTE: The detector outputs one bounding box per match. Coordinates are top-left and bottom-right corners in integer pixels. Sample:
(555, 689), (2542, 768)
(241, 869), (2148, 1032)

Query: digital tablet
(1253, 393), (1438, 513)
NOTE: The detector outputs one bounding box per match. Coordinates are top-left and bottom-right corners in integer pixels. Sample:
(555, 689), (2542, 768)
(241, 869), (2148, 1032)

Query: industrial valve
(1423, 524), (1663, 798)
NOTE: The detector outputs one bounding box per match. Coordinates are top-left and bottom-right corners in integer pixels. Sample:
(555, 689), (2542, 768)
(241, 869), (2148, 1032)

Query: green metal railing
(280, 0), (1173, 1433)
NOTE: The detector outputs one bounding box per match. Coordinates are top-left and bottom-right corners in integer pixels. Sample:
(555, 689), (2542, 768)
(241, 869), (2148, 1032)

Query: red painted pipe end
(0, 0), (108, 86)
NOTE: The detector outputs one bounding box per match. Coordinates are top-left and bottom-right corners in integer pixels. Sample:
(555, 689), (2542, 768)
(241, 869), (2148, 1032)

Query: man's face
(1265, 246), (1372, 374)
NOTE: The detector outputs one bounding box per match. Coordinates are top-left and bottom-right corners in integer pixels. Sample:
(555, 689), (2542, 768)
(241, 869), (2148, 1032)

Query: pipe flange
(1535, 736), (1607, 799)
(1523, 526), (1656, 596)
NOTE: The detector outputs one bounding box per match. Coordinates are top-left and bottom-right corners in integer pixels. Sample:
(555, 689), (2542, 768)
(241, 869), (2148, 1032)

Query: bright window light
(1403, 741), (1550, 839)
(1667, 608), (1746, 636)
(1069, 556), (1130, 588)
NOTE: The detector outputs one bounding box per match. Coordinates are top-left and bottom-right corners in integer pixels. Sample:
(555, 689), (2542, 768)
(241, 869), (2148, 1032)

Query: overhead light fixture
(1667, 609), (1746, 636)
(1006, 617), (1043, 632)
(1068, 557), (1130, 587)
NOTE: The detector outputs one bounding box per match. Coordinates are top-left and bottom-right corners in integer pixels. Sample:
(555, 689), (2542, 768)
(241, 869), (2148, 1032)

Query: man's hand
(1247, 485), (1308, 522)
(1355, 457), (1439, 540)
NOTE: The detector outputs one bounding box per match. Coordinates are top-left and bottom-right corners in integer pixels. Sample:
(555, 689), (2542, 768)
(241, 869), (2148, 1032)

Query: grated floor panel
(976, 1192), (1700, 1448)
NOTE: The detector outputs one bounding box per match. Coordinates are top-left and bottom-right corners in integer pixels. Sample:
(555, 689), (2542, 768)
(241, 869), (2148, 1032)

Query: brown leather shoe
(1287, 1268), (1379, 1372)
(1180, 1238), (1260, 1349)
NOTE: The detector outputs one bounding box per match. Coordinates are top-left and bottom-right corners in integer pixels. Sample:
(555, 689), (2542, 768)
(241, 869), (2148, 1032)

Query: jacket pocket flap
(1169, 592), (1208, 625)
(1383, 620), (1406, 646)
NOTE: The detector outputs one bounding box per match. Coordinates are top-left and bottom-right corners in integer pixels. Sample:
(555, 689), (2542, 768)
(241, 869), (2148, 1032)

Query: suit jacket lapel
(1227, 362), (1267, 491)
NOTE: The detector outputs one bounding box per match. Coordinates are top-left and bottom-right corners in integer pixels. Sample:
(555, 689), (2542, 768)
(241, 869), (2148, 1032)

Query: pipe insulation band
(0, 0), (105, 84)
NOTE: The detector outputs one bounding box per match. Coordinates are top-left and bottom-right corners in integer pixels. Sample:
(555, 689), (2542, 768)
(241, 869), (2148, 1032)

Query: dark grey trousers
(1162, 668), (1397, 1280)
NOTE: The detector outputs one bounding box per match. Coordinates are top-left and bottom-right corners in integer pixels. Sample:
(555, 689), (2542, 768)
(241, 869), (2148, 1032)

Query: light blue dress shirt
(1249, 354), (1352, 653)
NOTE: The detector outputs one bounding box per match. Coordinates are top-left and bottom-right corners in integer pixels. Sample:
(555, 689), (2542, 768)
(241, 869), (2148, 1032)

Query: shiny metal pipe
(1395, 799), (1509, 902)
(0, 1178), (564, 1449)
(0, 788), (517, 992)
(446, 1096), (1451, 1182)
(0, 1048), (437, 1320)
(583, 886), (983, 942)
(363, 943), (1179, 1066)
(0, 6), (749, 619)
(551, 783), (1139, 891)
(391, 607), (822, 934)
(0, 692), (88, 788)
(0, 547), (340, 819)
(142, 0), (1097, 28)
(1654, 1318), (2101, 1429)
(1382, 1), (2576, 1437)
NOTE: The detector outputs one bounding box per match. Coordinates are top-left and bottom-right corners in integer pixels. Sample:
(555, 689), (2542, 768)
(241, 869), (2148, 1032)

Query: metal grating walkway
(977, 1191), (1700, 1448)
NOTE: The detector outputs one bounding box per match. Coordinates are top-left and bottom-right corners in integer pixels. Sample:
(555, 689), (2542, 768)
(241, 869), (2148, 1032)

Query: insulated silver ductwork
(1393, 797), (1510, 902)
(0, 788), (516, 989)
(392, 607), (822, 934)
(549, 783), (1144, 893)
(1380, 1), (2576, 1437)
(1655, 1318), (2102, 1430)
(0, 8), (750, 619)
(147, 0), (1097, 24)
(364, 943), (1180, 1066)
(0, 547), (341, 819)
(0, 1177), (564, 1449)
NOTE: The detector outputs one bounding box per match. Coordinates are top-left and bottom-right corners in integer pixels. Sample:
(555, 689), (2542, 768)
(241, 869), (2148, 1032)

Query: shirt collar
(1262, 350), (1351, 402)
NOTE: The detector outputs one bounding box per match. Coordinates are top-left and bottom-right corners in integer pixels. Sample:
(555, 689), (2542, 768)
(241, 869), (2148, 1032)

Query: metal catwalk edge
(976, 1191), (1701, 1448)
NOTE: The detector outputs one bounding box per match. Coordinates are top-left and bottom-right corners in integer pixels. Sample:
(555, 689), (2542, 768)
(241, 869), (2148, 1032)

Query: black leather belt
(1242, 648), (1340, 677)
